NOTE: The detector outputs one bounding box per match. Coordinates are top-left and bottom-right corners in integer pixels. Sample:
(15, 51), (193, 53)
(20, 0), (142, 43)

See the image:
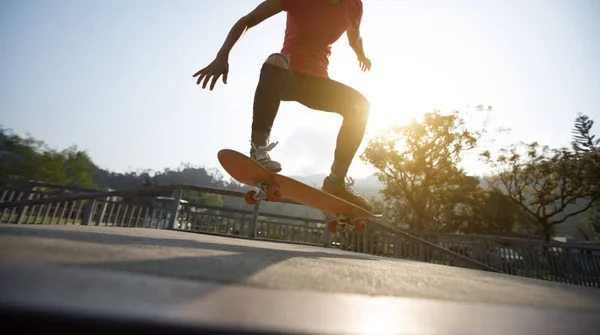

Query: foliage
(0, 127), (97, 188)
(571, 113), (600, 238)
(571, 113), (599, 152)
(467, 188), (537, 236)
(362, 108), (508, 233)
(583, 205), (600, 238)
(481, 141), (600, 242)
(183, 190), (224, 207)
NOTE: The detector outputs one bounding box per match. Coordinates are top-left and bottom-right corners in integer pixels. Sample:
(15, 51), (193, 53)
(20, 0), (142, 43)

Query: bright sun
(327, 49), (440, 141)
(303, 36), (484, 178)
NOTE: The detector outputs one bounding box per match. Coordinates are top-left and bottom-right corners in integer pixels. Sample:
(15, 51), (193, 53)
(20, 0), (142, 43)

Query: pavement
(1, 225), (600, 334)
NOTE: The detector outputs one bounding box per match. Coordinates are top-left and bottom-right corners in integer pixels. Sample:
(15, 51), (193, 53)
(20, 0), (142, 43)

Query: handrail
(0, 183), (303, 209)
(0, 178), (100, 193)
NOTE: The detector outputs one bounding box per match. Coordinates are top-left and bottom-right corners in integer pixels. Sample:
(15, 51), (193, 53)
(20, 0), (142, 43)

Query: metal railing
(1, 178), (599, 288)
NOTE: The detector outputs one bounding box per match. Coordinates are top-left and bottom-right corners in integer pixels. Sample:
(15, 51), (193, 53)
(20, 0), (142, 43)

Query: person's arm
(216, 0), (283, 59)
(347, 29), (371, 72)
(345, 1), (370, 72)
(347, 30), (366, 60)
(194, 0), (283, 90)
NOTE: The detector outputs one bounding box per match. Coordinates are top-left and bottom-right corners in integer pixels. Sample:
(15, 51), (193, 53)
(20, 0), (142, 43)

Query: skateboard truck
(244, 181), (282, 205)
(244, 181), (367, 234)
(325, 214), (367, 233)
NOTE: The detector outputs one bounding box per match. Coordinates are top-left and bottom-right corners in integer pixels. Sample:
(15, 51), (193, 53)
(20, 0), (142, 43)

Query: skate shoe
(250, 141), (282, 173)
(321, 175), (374, 212)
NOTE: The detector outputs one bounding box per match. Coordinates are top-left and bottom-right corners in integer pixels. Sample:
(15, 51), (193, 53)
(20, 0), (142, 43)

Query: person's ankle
(251, 132), (270, 150)
(327, 173), (345, 187)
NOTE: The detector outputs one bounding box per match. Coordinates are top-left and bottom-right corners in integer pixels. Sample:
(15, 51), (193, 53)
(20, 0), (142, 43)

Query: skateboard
(217, 149), (382, 233)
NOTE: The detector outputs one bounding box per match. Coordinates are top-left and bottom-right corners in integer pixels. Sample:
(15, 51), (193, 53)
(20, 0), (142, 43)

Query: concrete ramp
(1, 225), (599, 334)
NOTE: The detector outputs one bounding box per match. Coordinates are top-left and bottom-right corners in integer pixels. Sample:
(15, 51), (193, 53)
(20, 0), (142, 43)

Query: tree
(571, 113), (599, 191)
(361, 108), (489, 231)
(582, 206), (600, 239)
(0, 126), (46, 180)
(481, 142), (600, 242)
(465, 188), (536, 236)
(571, 113), (600, 238)
(182, 191), (224, 207)
(571, 113), (599, 152)
(0, 127), (97, 188)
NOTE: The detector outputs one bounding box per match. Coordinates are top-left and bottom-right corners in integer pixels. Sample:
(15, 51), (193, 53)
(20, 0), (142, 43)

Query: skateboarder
(193, 0), (374, 212)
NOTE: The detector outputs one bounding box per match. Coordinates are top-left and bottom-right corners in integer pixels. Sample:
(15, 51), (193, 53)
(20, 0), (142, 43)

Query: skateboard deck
(217, 149), (382, 233)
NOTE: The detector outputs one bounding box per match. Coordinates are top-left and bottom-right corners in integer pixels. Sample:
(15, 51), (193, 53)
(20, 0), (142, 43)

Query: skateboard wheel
(244, 190), (258, 205)
(267, 187), (282, 202)
(328, 219), (338, 233)
(355, 220), (366, 233)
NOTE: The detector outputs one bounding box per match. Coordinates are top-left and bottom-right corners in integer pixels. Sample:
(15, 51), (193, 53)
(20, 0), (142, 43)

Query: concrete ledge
(2, 262), (599, 335)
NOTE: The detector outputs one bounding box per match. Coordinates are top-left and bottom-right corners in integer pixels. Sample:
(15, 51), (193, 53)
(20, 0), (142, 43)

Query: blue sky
(1, 0), (599, 179)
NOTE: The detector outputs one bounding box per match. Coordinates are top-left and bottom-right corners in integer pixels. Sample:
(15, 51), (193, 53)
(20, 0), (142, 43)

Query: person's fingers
(196, 71), (207, 85)
(195, 67), (211, 84)
(193, 67), (207, 78)
(198, 73), (209, 85)
(202, 72), (213, 88)
(222, 70), (228, 84)
(210, 73), (221, 90)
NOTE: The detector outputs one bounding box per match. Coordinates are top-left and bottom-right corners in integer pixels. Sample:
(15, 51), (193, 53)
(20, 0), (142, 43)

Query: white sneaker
(250, 141), (282, 173)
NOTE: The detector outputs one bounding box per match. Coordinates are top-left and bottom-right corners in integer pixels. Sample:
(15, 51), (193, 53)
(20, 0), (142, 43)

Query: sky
(1, 0), (599, 180)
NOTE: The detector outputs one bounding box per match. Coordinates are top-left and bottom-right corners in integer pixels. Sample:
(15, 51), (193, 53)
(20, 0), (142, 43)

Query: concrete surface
(1, 225), (600, 334)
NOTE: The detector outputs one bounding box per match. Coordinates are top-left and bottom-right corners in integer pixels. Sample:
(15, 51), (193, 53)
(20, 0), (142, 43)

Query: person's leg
(289, 72), (373, 211)
(250, 53), (293, 173)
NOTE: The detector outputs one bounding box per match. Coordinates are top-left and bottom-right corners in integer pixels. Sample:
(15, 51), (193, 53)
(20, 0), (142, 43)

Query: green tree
(571, 113), (599, 152)
(481, 142), (600, 242)
(182, 191), (224, 207)
(583, 206), (600, 238)
(0, 127), (97, 188)
(0, 126), (46, 180)
(465, 188), (535, 236)
(571, 113), (600, 238)
(361, 109), (488, 231)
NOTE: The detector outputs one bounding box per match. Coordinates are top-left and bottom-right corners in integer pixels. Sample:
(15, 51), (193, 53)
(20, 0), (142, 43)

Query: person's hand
(193, 55), (229, 91)
(358, 56), (371, 72)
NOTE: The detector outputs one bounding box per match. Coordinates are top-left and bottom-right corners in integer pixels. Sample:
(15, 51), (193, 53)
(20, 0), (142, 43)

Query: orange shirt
(279, 0), (363, 78)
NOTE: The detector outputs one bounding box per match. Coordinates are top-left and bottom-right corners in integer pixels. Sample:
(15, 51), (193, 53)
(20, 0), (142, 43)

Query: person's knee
(351, 97), (370, 122)
(264, 53), (290, 69)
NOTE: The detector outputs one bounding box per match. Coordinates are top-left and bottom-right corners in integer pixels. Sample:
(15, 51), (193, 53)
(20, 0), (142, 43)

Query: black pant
(251, 59), (370, 177)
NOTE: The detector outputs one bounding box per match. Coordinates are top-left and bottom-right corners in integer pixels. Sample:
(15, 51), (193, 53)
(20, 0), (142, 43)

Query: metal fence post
(96, 198), (108, 226)
(394, 237), (401, 258)
(363, 224), (369, 254)
(15, 190), (34, 224)
(249, 202), (260, 238)
(81, 199), (96, 226)
(323, 222), (330, 248)
(168, 188), (183, 230)
(303, 220), (309, 243)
